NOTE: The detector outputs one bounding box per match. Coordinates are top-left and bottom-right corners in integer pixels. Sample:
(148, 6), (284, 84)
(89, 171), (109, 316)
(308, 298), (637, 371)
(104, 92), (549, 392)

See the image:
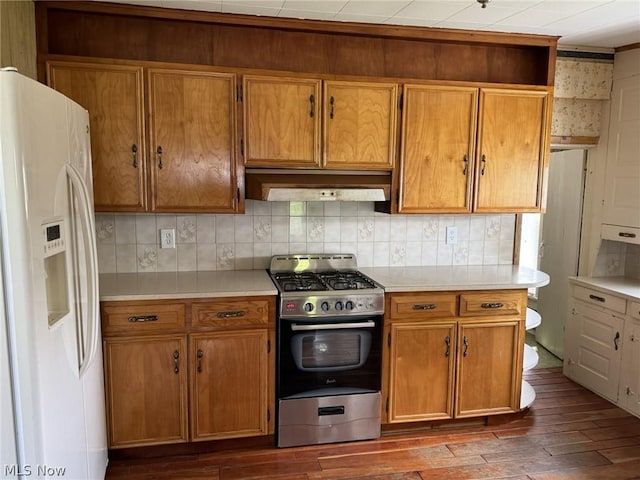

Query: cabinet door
(618, 317), (640, 416)
(148, 69), (238, 212)
(324, 81), (397, 170)
(564, 300), (624, 402)
(388, 322), (456, 422)
(603, 75), (640, 229)
(474, 88), (550, 213)
(399, 85), (478, 213)
(243, 75), (321, 167)
(103, 335), (187, 448)
(455, 321), (522, 417)
(190, 330), (268, 441)
(47, 62), (146, 211)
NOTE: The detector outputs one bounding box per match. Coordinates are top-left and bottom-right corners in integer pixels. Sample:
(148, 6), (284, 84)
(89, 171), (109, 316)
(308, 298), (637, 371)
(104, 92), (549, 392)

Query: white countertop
(99, 270), (277, 301)
(569, 276), (640, 302)
(99, 265), (550, 301)
(360, 265), (550, 292)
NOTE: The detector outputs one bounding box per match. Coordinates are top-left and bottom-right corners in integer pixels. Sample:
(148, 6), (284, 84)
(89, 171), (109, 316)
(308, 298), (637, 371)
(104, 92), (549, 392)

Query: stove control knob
(304, 302), (314, 312)
(345, 300), (355, 311)
(335, 301), (343, 311)
(321, 301), (330, 312)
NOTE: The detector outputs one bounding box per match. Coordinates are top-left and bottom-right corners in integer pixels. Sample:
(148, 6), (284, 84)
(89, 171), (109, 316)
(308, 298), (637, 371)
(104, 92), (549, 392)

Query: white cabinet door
(602, 75), (640, 229)
(618, 317), (640, 416)
(564, 299), (624, 402)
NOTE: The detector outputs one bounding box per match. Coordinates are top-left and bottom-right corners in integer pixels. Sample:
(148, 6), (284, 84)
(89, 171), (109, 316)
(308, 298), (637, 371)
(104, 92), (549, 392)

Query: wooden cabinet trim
(191, 298), (271, 329)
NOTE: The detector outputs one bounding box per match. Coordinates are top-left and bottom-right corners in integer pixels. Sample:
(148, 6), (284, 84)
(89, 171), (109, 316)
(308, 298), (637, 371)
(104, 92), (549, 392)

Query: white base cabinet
(564, 280), (639, 417)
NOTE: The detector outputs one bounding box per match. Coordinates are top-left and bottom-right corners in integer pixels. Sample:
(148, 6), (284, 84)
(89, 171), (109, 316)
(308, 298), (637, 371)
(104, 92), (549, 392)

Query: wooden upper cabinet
(398, 85), (550, 214)
(148, 69), (238, 212)
(47, 61), (146, 212)
(474, 88), (550, 213)
(399, 85), (478, 213)
(323, 81), (397, 170)
(243, 75), (321, 168)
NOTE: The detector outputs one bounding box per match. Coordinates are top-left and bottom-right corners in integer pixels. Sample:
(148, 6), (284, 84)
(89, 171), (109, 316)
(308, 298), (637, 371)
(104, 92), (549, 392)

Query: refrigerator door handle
(66, 164), (99, 378)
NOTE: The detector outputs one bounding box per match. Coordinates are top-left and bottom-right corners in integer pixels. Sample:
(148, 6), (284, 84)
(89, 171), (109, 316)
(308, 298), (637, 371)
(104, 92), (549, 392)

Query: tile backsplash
(593, 240), (640, 279)
(95, 201), (516, 273)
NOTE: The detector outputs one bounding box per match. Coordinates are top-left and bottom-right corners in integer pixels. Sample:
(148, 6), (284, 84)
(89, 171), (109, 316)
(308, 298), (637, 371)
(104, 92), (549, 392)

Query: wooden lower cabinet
(384, 290), (526, 424)
(103, 335), (188, 448)
(455, 321), (522, 417)
(189, 330), (269, 441)
(388, 322), (456, 421)
(101, 297), (274, 449)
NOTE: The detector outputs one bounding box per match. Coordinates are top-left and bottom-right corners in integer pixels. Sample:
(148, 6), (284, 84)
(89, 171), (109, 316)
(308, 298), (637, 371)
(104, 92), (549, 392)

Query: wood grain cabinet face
(47, 61), (146, 212)
(243, 76), (398, 169)
(243, 75), (321, 168)
(148, 69), (238, 212)
(455, 321), (522, 417)
(398, 85), (550, 214)
(103, 335), (188, 448)
(388, 322), (456, 422)
(399, 85), (477, 213)
(385, 290), (525, 424)
(474, 88), (550, 213)
(189, 330), (269, 441)
(323, 81), (398, 170)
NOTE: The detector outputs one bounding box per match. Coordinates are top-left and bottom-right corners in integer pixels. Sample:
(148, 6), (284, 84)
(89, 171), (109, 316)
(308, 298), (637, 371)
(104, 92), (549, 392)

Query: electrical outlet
(446, 226), (458, 245)
(160, 229), (176, 249)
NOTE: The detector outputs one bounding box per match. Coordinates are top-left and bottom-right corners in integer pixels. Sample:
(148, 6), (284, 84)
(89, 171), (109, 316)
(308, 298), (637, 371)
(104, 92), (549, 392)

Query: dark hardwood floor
(105, 368), (640, 479)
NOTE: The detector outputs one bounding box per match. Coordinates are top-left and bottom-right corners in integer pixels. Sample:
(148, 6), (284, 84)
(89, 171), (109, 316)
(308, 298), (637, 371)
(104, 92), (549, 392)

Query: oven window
(291, 331), (372, 372)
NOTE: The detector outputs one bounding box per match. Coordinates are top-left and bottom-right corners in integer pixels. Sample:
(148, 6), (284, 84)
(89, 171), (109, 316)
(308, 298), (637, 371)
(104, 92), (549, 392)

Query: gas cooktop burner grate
(273, 272), (329, 292)
(316, 271), (378, 291)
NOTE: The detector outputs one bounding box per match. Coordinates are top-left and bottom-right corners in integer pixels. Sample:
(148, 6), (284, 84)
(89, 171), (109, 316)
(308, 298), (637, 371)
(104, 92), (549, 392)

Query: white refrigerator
(0, 69), (107, 479)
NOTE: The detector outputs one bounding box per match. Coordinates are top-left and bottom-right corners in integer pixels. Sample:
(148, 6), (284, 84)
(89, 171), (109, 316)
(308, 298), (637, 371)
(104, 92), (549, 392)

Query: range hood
(245, 169), (392, 202)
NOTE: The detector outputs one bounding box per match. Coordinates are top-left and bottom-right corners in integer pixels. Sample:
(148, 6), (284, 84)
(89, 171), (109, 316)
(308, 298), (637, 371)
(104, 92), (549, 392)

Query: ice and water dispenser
(42, 219), (69, 326)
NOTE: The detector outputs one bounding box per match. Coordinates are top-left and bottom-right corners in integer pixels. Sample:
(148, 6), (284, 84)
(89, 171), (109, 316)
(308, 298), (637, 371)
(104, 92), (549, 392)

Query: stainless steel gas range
(269, 254), (384, 448)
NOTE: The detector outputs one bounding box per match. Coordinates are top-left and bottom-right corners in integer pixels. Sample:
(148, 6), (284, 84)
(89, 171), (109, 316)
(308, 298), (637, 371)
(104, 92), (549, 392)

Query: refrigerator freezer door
(0, 70), (107, 478)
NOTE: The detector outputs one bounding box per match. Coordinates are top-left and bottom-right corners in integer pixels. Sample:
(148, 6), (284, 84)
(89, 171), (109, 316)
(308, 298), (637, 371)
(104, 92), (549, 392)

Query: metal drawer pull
(173, 350), (180, 374)
(128, 315), (158, 323)
(462, 154), (468, 176)
(463, 336), (469, 357)
(216, 310), (246, 318)
(291, 321), (375, 331)
(197, 349), (204, 373)
(131, 144), (138, 168)
(480, 154), (487, 175)
(413, 303), (437, 310)
(614, 331), (620, 351)
(618, 232), (637, 238)
(329, 96), (335, 119)
(156, 145), (163, 169)
(309, 94), (315, 117)
(445, 336), (450, 357)
(480, 302), (504, 309)
(588, 294), (606, 303)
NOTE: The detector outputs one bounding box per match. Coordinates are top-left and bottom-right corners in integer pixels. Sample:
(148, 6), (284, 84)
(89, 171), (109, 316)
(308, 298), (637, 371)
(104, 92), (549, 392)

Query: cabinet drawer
(459, 291), (524, 317)
(101, 302), (186, 335)
(572, 285), (626, 314)
(192, 299), (270, 328)
(629, 301), (640, 321)
(389, 293), (457, 320)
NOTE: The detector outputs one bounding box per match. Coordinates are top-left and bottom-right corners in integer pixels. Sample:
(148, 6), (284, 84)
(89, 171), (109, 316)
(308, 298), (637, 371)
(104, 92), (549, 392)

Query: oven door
(277, 316), (382, 400)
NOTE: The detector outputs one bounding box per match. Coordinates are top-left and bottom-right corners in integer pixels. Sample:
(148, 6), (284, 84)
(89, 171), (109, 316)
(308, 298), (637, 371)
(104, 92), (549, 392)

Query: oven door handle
(291, 321), (376, 331)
